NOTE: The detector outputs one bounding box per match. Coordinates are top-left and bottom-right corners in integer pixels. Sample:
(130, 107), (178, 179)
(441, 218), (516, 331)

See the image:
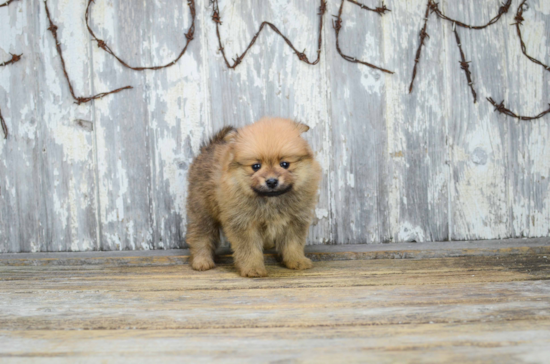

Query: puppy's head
(225, 117), (316, 198)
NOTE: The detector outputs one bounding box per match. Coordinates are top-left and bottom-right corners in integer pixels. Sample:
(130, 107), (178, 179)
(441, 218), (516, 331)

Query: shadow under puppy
(186, 117), (321, 277)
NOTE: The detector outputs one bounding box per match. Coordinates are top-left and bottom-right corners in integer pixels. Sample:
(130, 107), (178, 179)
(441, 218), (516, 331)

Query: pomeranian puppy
(186, 117), (321, 277)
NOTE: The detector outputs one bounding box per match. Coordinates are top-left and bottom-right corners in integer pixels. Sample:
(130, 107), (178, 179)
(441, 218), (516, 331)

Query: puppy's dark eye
(280, 162), (290, 169)
(252, 164), (261, 172)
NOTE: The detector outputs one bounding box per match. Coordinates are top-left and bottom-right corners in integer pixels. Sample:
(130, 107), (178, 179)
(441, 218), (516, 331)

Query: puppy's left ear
(294, 121), (310, 134)
(223, 129), (238, 143)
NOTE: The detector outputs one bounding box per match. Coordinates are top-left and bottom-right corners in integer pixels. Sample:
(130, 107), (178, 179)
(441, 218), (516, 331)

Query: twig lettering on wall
(0, 53), (22, 67)
(409, 0), (512, 103)
(85, 0), (196, 71)
(409, 0), (433, 94)
(514, 0), (550, 72)
(432, 0), (511, 103)
(333, 0), (393, 74)
(0, 47), (19, 135)
(488, 0), (549, 121)
(210, 0), (326, 69)
(0, 0), (23, 139)
(452, 24), (477, 103)
(0, 0), (18, 8)
(0, 107), (7, 139)
(487, 98), (550, 121)
(44, 0), (133, 105)
(1, 0), (549, 133)
(430, 0), (511, 29)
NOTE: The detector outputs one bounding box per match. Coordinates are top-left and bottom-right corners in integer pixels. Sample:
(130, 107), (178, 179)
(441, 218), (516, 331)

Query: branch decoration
(333, 0), (394, 74)
(44, 0), (132, 105)
(85, 0), (196, 71)
(210, 0), (326, 69)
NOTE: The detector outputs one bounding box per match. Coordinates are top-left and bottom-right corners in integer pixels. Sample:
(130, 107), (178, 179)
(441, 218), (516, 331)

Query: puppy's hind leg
(187, 214), (220, 271)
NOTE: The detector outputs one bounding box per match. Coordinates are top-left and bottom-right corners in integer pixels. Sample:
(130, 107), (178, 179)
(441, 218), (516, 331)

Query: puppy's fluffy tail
(201, 126), (236, 151)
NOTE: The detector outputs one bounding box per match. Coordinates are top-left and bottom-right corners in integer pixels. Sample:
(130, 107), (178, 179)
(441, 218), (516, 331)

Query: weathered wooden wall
(0, 0), (549, 252)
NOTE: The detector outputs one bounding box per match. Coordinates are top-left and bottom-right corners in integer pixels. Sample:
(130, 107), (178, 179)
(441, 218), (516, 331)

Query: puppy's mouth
(253, 185), (293, 197)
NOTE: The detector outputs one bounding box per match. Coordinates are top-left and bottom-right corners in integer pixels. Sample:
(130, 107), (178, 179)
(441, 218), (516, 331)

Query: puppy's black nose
(266, 178), (278, 189)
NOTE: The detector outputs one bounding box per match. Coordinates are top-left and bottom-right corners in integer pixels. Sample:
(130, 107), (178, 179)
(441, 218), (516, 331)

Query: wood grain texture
(1, 238), (549, 266)
(383, 0), (449, 243)
(1, 0), (99, 253)
(0, 323), (549, 363)
(0, 0), (549, 252)
(0, 252), (549, 362)
(443, 1), (509, 240)
(326, 0), (390, 244)
(506, 1), (550, 238)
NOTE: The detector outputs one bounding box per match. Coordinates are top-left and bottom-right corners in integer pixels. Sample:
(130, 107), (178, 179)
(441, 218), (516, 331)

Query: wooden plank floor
(1, 245), (549, 363)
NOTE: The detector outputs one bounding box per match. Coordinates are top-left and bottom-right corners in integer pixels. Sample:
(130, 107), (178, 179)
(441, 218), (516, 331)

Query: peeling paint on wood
(0, 0), (549, 252)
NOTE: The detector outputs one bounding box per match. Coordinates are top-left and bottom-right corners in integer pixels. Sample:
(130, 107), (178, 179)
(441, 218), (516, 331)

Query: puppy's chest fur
(247, 201), (296, 247)
(258, 216), (289, 243)
(223, 194), (307, 229)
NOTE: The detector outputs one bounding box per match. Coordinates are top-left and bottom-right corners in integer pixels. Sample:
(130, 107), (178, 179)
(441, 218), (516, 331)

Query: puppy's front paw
(239, 265), (268, 278)
(191, 256), (216, 271)
(285, 257), (313, 270)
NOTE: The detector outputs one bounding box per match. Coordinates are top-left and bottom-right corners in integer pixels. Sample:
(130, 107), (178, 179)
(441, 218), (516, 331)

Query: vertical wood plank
(1, 0), (99, 252)
(0, 0), (42, 253)
(505, 0), (550, 238)
(443, 0), (510, 240)
(145, 0), (209, 249)
(384, 0), (449, 243)
(324, 0), (390, 244)
(39, 0), (99, 251)
(90, 0), (154, 250)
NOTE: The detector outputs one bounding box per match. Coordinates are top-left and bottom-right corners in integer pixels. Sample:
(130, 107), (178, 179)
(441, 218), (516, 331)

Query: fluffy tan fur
(186, 117), (321, 277)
